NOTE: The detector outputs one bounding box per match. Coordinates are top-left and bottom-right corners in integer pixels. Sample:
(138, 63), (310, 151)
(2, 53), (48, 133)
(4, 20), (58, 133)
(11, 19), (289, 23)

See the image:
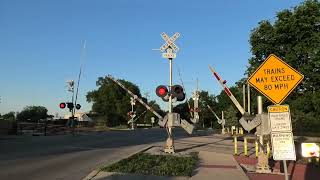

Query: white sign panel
(268, 105), (292, 132)
(162, 53), (176, 59)
(271, 132), (296, 161)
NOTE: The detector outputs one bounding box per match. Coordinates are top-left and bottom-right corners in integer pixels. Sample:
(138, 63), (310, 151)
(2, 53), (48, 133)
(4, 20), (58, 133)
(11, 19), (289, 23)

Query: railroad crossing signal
(67, 102), (74, 112)
(156, 85), (169, 102)
(59, 102), (81, 111)
(130, 97), (136, 106)
(59, 102), (66, 109)
(159, 32), (180, 60)
(156, 85), (185, 102)
(127, 111), (136, 118)
(159, 32), (180, 52)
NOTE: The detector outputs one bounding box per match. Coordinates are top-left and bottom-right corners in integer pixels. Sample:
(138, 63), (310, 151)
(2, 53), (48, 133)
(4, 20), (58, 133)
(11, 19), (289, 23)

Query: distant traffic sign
(248, 54), (304, 104)
(271, 132), (296, 161)
(268, 105), (292, 132)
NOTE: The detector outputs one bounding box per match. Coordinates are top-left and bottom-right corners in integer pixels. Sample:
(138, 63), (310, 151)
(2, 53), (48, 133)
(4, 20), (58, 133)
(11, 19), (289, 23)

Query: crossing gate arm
(107, 75), (164, 121)
(208, 65), (245, 115)
(207, 105), (221, 121)
(133, 110), (147, 123)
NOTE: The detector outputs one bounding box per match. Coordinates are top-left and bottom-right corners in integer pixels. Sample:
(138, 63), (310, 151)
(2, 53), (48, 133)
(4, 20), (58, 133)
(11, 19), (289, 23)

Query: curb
(82, 145), (153, 180)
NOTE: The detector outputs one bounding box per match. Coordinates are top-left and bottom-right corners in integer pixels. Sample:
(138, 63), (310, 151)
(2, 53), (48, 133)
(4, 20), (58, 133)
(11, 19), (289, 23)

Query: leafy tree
(246, 0), (320, 134)
(172, 91), (216, 128)
(248, 0), (320, 93)
(87, 76), (163, 126)
(142, 100), (165, 125)
(196, 91), (219, 128)
(1, 112), (15, 121)
(17, 106), (48, 122)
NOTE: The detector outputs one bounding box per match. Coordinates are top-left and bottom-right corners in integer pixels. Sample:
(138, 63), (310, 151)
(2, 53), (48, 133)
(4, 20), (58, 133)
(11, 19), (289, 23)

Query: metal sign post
(192, 88), (200, 123)
(66, 80), (75, 133)
(166, 55), (174, 153)
(151, 117), (155, 127)
(268, 105), (296, 180)
(255, 96), (271, 173)
(248, 54), (304, 179)
(130, 97), (136, 130)
(159, 32), (180, 153)
(221, 111), (225, 134)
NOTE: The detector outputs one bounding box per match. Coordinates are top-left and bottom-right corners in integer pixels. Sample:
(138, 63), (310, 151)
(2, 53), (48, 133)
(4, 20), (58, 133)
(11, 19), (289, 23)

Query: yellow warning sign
(248, 54), (304, 104)
(268, 105), (289, 113)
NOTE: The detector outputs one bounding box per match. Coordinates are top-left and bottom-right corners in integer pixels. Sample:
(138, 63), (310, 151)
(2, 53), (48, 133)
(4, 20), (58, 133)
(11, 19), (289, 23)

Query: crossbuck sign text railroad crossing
(160, 32), (180, 59)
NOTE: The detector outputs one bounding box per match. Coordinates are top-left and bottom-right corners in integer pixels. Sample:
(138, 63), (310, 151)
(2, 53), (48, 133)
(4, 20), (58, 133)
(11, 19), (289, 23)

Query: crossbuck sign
(160, 32), (180, 59)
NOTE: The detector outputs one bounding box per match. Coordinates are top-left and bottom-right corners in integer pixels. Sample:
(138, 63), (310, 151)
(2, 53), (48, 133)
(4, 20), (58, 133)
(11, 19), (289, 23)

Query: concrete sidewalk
(191, 151), (248, 180)
(87, 150), (249, 180)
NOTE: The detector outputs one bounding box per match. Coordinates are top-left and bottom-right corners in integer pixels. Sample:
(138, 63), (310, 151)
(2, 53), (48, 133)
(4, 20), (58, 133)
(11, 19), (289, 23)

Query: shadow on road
(0, 128), (214, 161)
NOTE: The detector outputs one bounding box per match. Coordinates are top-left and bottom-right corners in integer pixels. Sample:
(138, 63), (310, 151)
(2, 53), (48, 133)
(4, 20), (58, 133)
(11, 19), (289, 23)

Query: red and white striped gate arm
(208, 65), (245, 115)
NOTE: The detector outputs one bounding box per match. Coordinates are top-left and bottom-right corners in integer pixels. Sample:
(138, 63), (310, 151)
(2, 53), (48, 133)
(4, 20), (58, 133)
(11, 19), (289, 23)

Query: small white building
(64, 112), (93, 122)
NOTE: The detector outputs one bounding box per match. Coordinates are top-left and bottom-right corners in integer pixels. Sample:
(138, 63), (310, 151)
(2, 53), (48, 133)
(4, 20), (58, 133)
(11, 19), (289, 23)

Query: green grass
(101, 152), (198, 177)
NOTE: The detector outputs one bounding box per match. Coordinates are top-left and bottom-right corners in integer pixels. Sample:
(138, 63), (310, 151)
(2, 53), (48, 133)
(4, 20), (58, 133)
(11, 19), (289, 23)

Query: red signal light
(156, 85), (168, 97)
(59, 102), (66, 109)
(158, 88), (166, 96)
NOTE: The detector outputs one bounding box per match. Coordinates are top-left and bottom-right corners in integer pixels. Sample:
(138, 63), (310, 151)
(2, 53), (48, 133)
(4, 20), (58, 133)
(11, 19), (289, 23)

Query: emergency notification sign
(248, 54), (304, 104)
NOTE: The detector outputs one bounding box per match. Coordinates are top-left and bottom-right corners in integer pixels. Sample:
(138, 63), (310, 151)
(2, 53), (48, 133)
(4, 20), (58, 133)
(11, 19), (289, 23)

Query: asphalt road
(0, 128), (201, 180)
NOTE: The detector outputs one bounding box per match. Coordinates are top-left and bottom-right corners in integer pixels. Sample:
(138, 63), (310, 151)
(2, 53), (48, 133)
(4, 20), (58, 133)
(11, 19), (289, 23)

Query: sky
(0, 0), (304, 116)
